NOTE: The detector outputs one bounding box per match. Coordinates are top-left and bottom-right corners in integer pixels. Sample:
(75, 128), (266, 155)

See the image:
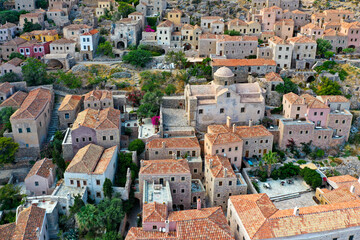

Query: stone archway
(337, 47), (343, 53)
(83, 53), (90, 61)
(183, 43), (191, 51)
(349, 45), (356, 49)
(117, 41), (125, 49)
(307, 75), (315, 82)
(47, 59), (63, 69)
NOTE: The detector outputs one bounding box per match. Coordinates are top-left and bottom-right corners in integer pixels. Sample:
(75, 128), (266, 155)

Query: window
(89, 137), (92, 141)
(35, 181), (39, 186)
(70, 180), (74, 185)
(220, 108), (224, 113)
(237, 224), (239, 232)
(229, 148), (231, 152)
(229, 181), (232, 186)
(83, 181), (87, 185)
(216, 150), (219, 154)
(171, 177), (175, 181)
(227, 92), (230, 98)
(96, 180), (101, 185)
(96, 192), (101, 198)
(181, 177), (185, 181)
(65, 113), (69, 119)
(173, 189), (176, 193)
(194, 169), (198, 173)
(199, 109), (203, 114)
(169, 151), (173, 155)
(217, 194), (220, 197)
(181, 189), (185, 193)
(245, 141), (248, 145)
(289, 131), (292, 134)
(18, 128), (23, 133)
(110, 136), (114, 140)
(103, 136), (106, 141)
(26, 127), (31, 133)
(219, 181), (223, 186)
(82, 137), (85, 142)
(349, 236), (354, 240)
(235, 147), (238, 151)
(153, 226), (157, 230)
(241, 107), (245, 113)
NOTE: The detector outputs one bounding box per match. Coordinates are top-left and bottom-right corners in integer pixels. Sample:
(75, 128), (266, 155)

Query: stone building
(111, 13), (143, 50)
(207, 120), (274, 159)
(25, 158), (56, 196)
(145, 137), (202, 180)
(138, 159), (193, 210)
(83, 90), (113, 110)
(64, 144), (118, 203)
(0, 91), (28, 110)
(20, 30), (59, 42)
(50, 38), (77, 57)
(274, 19), (294, 40)
(340, 21), (360, 49)
(283, 9), (309, 33)
(156, 20), (173, 47)
(17, 40), (51, 60)
(136, 0), (167, 17)
(277, 93), (352, 149)
(268, 36), (293, 68)
(0, 57), (24, 77)
(185, 66), (265, 130)
(321, 29), (348, 53)
(256, 71), (283, 106)
(251, 0), (299, 10)
(63, 24), (92, 44)
(226, 19), (261, 36)
(15, 0), (35, 11)
(0, 22), (17, 42)
(201, 16), (224, 34)
(67, 107), (120, 157)
(10, 87), (53, 157)
(204, 155), (247, 210)
(58, 95), (83, 129)
(19, 12), (45, 29)
(211, 58), (276, 83)
(80, 29), (99, 60)
(0, 37), (27, 60)
(0, 82), (15, 101)
(311, 10), (354, 28)
(228, 193), (360, 240)
(287, 35), (316, 69)
(47, 9), (70, 27)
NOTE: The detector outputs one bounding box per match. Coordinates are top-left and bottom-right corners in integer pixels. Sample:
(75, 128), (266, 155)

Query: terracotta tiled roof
(158, 20), (173, 28)
(206, 155), (236, 178)
(0, 22), (16, 29)
(12, 205), (46, 240)
(0, 82), (13, 95)
(127, 206), (233, 240)
(84, 90), (112, 101)
(51, 38), (76, 44)
(212, 58), (276, 67)
(321, 186), (359, 203)
(6, 57), (24, 67)
(72, 108), (120, 131)
(264, 72), (283, 82)
(64, 24), (92, 30)
(169, 8), (182, 13)
(199, 33), (218, 39)
(10, 87), (52, 120)
(25, 158), (55, 180)
(227, 19), (247, 27)
(20, 12), (43, 18)
(143, 202), (168, 222)
(129, 12), (143, 16)
(301, 94), (329, 109)
(140, 159), (190, 175)
(231, 193), (360, 239)
(274, 19), (294, 26)
(234, 125), (273, 138)
(19, 39), (44, 47)
(2, 37), (27, 46)
(287, 35), (316, 44)
(66, 144), (117, 174)
(147, 137), (200, 149)
(318, 95), (350, 103)
(31, 29), (58, 36)
(301, 23), (322, 30)
(328, 175), (358, 183)
(292, 9), (306, 14)
(181, 24), (194, 30)
(0, 223), (16, 240)
(216, 35), (258, 42)
(206, 132), (242, 145)
(82, 29), (99, 35)
(58, 95), (82, 111)
(283, 92), (300, 104)
(201, 16), (223, 20)
(269, 36), (287, 44)
(0, 91), (28, 108)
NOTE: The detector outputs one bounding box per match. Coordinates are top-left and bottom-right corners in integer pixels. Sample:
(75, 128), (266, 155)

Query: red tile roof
(147, 137), (200, 149)
(140, 159), (190, 175)
(0, 82), (13, 95)
(206, 132), (242, 145)
(84, 90), (112, 101)
(58, 95), (82, 111)
(72, 108), (120, 131)
(212, 58), (276, 67)
(208, 124), (272, 139)
(12, 205), (46, 240)
(206, 155), (236, 178)
(264, 72), (283, 82)
(25, 158), (55, 180)
(287, 35), (316, 44)
(6, 57), (24, 67)
(318, 95), (350, 103)
(143, 202), (168, 223)
(10, 87), (52, 120)
(0, 91), (28, 108)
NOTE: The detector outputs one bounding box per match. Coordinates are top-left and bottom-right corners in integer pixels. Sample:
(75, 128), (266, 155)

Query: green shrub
(252, 181), (260, 192)
(300, 167), (322, 189)
(297, 160), (307, 165)
(258, 170), (267, 182)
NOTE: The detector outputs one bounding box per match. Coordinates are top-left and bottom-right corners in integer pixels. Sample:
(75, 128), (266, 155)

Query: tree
(0, 137), (19, 164)
(0, 72), (22, 83)
(9, 52), (25, 60)
(97, 198), (124, 231)
(0, 11), (21, 25)
(103, 178), (113, 199)
(23, 18), (42, 32)
(0, 107), (15, 133)
(77, 204), (99, 234)
(312, 77), (342, 95)
(0, 184), (24, 210)
(324, 51), (334, 59)
(122, 49), (152, 67)
(117, 2), (135, 18)
(165, 84), (176, 95)
(262, 151), (278, 177)
(137, 90), (163, 118)
(22, 58), (49, 86)
(70, 194), (85, 216)
(114, 152), (138, 187)
(126, 90), (144, 107)
(55, 70), (82, 89)
(275, 77), (298, 94)
(128, 139), (145, 155)
(36, 0), (48, 8)
(300, 167), (322, 189)
(165, 51), (188, 69)
(343, 48), (355, 54)
(316, 38), (332, 56)
(97, 41), (114, 58)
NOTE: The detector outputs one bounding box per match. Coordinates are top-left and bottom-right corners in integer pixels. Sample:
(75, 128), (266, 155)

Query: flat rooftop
(53, 183), (86, 198)
(138, 118), (157, 139)
(191, 179), (205, 193)
(143, 181), (172, 204)
(257, 176), (311, 198)
(162, 108), (188, 127)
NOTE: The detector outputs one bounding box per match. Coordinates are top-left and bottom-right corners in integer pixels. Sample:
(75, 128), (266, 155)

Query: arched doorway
(337, 47), (343, 53)
(305, 62), (310, 69)
(47, 59), (63, 69)
(117, 41), (125, 49)
(307, 75), (315, 82)
(349, 45), (356, 49)
(183, 43), (191, 51)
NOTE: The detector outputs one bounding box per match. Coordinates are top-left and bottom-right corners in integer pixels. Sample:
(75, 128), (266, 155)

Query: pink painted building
(340, 21), (360, 48)
(17, 39), (50, 59)
(24, 158), (56, 196)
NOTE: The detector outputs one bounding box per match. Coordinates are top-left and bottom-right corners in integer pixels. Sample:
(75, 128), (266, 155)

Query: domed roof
(214, 66), (234, 78)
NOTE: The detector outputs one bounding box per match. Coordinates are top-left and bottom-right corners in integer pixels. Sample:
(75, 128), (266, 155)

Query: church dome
(214, 66), (234, 78)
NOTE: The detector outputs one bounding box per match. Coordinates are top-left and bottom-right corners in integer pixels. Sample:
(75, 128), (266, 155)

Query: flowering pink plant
(151, 116), (160, 126)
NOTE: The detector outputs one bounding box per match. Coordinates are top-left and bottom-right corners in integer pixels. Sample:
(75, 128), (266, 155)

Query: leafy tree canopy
(316, 38), (332, 56)
(22, 57), (50, 86)
(9, 52), (25, 60)
(54, 70), (82, 89)
(122, 49), (152, 67)
(311, 77), (342, 95)
(0, 184), (24, 210)
(97, 41), (114, 58)
(23, 18), (42, 33)
(275, 77), (298, 94)
(0, 137), (19, 164)
(128, 139), (145, 155)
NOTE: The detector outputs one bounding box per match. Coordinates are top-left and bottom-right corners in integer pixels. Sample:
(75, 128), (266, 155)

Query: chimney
(224, 168), (227, 178)
(36, 227), (40, 239)
(293, 207), (299, 216)
(140, 160), (144, 168)
(165, 220), (170, 233)
(249, 119), (253, 127)
(209, 159), (213, 168)
(350, 185), (355, 193)
(172, 153), (176, 159)
(232, 124), (236, 133)
(162, 141), (166, 148)
(197, 198), (201, 210)
(226, 116), (231, 128)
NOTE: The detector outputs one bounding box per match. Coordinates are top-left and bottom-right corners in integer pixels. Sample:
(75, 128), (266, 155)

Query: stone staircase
(45, 101), (61, 143)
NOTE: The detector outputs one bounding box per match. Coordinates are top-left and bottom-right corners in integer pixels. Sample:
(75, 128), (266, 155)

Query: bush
(128, 139), (145, 155)
(297, 160), (307, 165)
(300, 167), (322, 189)
(270, 169), (279, 180)
(114, 152), (138, 187)
(252, 181), (260, 192)
(165, 84), (176, 95)
(258, 170), (267, 182)
(122, 49), (152, 67)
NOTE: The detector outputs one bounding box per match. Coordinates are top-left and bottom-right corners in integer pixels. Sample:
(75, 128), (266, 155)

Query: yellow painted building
(20, 30), (59, 42)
